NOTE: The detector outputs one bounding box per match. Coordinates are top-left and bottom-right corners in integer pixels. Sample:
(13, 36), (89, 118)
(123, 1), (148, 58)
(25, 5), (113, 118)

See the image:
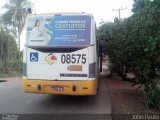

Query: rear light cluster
(89, 62), (96, 78)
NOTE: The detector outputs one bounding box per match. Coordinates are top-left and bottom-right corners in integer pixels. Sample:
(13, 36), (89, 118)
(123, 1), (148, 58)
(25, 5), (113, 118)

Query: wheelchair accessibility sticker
(30, 52), (38, 62)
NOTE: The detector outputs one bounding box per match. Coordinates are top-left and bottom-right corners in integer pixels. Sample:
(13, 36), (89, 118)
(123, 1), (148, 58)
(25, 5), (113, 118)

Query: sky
(0, 0), (134, 50)
(31, 0), (133, 24)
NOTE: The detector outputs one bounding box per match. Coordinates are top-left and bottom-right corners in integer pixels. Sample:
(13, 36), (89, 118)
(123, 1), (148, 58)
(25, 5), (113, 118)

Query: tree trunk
(18, 34), (21, 73)
(123, 64), (128, 80)
(118, 63), (123, 77)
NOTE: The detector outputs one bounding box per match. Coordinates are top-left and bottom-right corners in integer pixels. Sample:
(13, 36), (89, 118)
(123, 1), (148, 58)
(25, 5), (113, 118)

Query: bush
(144, 87), (160, 110)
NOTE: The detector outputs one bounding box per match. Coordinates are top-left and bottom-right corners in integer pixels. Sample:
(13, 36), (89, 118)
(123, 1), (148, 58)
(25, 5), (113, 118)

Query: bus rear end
(23, 13), (99, 95)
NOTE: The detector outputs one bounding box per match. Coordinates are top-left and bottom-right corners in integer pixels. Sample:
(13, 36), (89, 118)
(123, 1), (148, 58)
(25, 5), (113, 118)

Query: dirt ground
(105, 74), (160, 120)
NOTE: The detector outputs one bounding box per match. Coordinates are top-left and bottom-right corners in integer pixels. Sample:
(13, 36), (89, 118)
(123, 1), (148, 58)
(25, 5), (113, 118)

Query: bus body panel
(23, 79), (97, 95)
(23, 13), (99, 95)
(27, 47), (89, 80)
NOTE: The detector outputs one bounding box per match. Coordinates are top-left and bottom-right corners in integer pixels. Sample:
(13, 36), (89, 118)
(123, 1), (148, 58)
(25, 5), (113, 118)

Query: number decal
(82, 54), (86, 64)
(77, 54), (81, 63)
(61, 54), (65, 63)
(61, 54), (86, 64)
(71, 54), (76, 63)
(66, 54), (71, 63)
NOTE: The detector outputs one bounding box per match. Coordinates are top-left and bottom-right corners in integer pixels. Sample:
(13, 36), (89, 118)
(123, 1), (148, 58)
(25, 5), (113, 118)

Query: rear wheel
(97, 86), (99, 92)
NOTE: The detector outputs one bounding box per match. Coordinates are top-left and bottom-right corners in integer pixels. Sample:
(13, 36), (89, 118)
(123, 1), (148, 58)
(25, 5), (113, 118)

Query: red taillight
(89, 63), (96, 78)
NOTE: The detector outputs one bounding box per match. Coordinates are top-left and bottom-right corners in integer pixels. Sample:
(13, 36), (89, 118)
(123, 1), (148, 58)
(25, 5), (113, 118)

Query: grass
(0, 71), (21, 78)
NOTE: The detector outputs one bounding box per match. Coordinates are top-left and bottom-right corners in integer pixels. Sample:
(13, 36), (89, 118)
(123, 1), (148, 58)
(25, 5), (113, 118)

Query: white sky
(31, 0), (133, 24)
(0, 0), (134, 50)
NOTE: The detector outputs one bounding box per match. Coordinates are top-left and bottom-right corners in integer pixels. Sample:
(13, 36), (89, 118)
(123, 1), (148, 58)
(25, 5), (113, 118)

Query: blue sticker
(30, 52), (38, 62)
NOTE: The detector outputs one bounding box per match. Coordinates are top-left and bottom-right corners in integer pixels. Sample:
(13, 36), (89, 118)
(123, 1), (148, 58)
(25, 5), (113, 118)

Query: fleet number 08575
(61, 54), (86, 64)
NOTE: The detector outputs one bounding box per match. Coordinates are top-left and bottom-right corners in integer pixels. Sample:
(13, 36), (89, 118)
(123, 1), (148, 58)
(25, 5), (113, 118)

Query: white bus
(23, 13), (102, 95)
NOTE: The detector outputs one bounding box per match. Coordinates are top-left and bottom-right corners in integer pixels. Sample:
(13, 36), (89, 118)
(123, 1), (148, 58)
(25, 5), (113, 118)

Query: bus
(23, 13), (102, 95)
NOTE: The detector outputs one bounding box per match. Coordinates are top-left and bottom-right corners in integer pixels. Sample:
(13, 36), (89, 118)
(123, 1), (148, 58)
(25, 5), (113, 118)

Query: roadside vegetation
(98, 0), (160, 111)
(0, 0), (33, 77)
(0, 24), (18, 74)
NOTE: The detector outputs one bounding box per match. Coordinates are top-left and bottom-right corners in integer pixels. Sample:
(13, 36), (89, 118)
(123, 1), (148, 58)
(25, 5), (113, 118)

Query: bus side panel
(23, 46), (27, 77)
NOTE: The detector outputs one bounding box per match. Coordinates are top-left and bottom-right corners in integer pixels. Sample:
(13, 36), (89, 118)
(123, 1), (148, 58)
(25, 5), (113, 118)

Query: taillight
(89, 62), (96, 78)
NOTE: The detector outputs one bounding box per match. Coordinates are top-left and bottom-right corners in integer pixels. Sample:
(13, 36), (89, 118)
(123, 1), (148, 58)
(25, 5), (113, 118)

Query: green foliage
(144, 87), (160, 110)
(132, 0), (151, 13)
(0, 0), (33, 75)
(98, 0), (160, 110)
(2, 0), (33, 72)
(0, 26), (18, 73)
(154, 88), (160, 110)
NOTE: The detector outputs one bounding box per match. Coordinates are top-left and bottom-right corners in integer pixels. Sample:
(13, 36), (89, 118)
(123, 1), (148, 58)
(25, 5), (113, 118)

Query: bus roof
(28, 12), (94, 19)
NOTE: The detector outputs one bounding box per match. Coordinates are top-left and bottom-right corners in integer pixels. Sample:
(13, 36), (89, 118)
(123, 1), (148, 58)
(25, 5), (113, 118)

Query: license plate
(51, 86), (63, 91)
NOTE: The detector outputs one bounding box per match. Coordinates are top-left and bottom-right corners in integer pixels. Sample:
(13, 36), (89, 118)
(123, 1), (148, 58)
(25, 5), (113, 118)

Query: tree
(98, 0), (160, 110)
(98, 19), (131, 79)
(2, 0), (33, 71)
(0, 25), (18, 73)
(132, 0), (151, 13)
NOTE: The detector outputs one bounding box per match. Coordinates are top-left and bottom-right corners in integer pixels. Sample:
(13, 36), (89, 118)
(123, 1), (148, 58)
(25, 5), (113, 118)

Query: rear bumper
(23, 79), (98, 96)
